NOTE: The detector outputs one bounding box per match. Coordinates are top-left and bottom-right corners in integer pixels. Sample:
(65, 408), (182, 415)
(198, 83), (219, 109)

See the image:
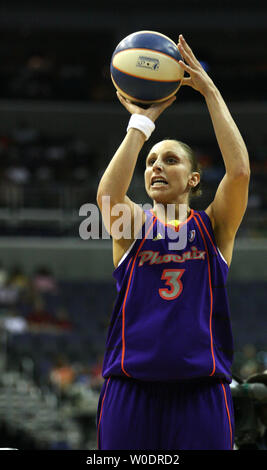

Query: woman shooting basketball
(96, 34), (250, 450)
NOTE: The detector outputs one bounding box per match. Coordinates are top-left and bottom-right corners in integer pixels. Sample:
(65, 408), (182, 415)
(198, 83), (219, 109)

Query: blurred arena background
(0, 0), (266, 450)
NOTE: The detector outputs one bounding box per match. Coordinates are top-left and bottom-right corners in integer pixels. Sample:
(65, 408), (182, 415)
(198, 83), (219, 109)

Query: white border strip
(217, 247), (228, 267)
(117, 240), (137, 267)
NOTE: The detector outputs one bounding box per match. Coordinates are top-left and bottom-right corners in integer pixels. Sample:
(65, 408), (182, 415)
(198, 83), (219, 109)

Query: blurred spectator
(49, 354), (76, 391)
(0, 308), (28, 334)
(74, 364), (92, 387)
(0, 282), (20, 307)
(32, 267), (57, 293)
(8, 265), (30, 291)
(53, 307), (73, 332)
(26, 296), (56, 333)
(5, 165), (31, 185)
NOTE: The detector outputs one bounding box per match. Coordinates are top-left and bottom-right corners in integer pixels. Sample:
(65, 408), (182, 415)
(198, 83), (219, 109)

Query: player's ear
(189, 172), (200, 188)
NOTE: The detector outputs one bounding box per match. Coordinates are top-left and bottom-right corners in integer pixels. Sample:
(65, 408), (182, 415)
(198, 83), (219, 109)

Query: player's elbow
(232, 164), (250, 182)
(238, 151), (251, 180)
(238, 167), (250, 181)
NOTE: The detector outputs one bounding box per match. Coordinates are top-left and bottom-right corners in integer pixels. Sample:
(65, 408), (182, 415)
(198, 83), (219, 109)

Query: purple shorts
(97, 376), (234, 450)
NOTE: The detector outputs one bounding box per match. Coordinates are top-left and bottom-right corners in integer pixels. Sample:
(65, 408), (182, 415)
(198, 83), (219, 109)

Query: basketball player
(96, 35), (250, 449)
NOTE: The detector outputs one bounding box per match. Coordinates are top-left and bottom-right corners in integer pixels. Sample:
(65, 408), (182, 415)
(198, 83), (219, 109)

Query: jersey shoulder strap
(193, 210), (218, 255)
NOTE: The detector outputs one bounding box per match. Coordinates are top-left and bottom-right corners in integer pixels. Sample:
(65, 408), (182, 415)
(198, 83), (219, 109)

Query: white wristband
(127, 114), (155, 141)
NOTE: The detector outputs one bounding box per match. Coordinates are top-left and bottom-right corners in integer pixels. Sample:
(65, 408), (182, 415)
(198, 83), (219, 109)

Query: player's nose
(152, 158), (163, 171)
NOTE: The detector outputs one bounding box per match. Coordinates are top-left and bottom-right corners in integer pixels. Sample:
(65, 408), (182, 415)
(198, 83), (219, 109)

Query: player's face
(144, 140), (193, 204)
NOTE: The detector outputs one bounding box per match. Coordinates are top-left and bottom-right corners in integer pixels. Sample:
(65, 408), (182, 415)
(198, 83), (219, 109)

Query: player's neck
(152, 203), (191, 224)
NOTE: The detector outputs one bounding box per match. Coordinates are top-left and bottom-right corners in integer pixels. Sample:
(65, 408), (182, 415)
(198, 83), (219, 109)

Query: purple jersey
(102, 209), (234, 383)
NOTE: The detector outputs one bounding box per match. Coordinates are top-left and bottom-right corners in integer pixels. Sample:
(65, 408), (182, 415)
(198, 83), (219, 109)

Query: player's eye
(166, 156), (178, 164)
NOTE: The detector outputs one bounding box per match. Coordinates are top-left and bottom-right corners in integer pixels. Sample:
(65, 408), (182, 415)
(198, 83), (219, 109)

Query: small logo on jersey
(152, 233), (163, 241)
(136, 56), (160, 70)
(188, 230), (196, 242)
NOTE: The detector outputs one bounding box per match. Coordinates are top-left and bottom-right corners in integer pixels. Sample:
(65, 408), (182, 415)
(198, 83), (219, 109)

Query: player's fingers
(180, 77), (193, 87)
(177, 44), (193, 67)
(178, 35), (199, 67)
(178, 60), (194, 75)
(116, 92), (132, 110)
(116, 91), (130, 103)
(152, 95), (176, 111)
(116, 91), (125, 102)
(161, 95), (177, 109)
(178, 34), (194, 55)
(178, 43), (198, 69)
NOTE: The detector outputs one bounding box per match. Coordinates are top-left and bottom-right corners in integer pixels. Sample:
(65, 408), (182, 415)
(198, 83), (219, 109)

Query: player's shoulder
(190, 206), (214, 228)
(192, 207), (216, 241)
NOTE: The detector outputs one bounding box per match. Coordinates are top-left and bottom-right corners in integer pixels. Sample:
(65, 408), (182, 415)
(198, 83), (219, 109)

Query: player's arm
(96, 93), (176, 267)
(97, 126), (146, 267)
(177, 35), (250, 266)
(202, 87), (250, 264)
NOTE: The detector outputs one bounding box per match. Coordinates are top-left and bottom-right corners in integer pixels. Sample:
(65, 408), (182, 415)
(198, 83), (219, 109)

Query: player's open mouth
(151, 177), (168, 187)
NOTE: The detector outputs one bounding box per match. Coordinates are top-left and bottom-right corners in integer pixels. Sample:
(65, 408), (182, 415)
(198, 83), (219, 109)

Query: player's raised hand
(177, 35), (215, 96)
(116, 91), (176, 123)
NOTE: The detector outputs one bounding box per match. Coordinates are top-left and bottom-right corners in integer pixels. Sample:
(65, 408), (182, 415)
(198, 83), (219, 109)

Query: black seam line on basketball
(111, 77), (181, 104)
(128, 31), (177, 47)
(112, 48), (181, 64)
(111, 66), (181, 83)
